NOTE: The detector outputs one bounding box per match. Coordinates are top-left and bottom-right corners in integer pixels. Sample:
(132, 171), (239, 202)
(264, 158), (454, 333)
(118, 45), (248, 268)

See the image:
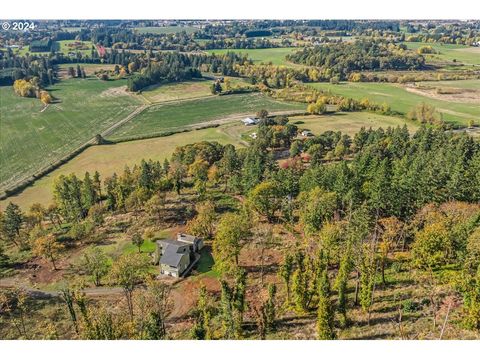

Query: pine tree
(81, 172), (97, 212)
(278, 253), (294, 304)
(335, 246), (352, 327)
(360, 247), (377, 324)
(265, 283), (277, 331)
(220, 280), (236, 339)
(191, 285), (212, 339)
(1, 202), (24, 247)
(317, 268), (336, 340)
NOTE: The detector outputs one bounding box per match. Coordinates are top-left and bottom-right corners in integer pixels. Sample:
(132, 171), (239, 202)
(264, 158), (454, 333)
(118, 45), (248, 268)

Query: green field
(309, 81), (480, 126)
(288, 112), (419, 136)
(134, 26), (198, 34)
(206, 47), (298, 66)
(0, 126), (246, 209)
(57, 40), (94, 56)
(141, 80), (213, 103)
(403, 42), (480, 65)
(2, 40), (94, 56)
(0, 78), (142, 191)
(108, 93), (305, 140)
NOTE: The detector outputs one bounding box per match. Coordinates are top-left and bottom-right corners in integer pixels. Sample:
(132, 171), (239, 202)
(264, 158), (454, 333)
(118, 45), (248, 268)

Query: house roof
(158, 239), (189, 248)
(242, 117), (258, 124)
(177, 233), (198, 244)
(160, 248), (188, 267)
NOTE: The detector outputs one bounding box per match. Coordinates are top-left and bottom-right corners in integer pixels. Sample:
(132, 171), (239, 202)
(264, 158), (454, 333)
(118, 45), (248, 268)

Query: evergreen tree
(317, 268), (336, 340)
(1, 202), (24, 247)
(278, 253), (294, 304)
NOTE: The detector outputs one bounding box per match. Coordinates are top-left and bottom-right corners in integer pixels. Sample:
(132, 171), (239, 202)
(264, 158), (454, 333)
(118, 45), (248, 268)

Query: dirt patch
(404, 84), (480, 104)
(99, 85), (129, 98)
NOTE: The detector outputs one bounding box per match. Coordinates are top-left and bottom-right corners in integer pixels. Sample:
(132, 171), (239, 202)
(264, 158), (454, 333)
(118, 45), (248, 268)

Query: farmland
(288, 112), (419, 136)
(206, 47), (298, 66)
(403, 42), (480, 66)
(2, 19), (480, 343)
(140, 79), (213, 103)
(0, 126), (245, 209)
(0, 77), (142, 192)
(1, 40), (94, 56)
(2, 111), (421, 210)
(57, 40), (95, 56)
(134, 26), (198, 34)
(108, 93), (305, 140)
(309, 80), (480, 126)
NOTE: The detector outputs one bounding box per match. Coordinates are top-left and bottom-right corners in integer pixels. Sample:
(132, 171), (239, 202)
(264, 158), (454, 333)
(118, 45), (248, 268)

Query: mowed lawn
(109, 93), (305, 140)
(403, 42), (480, 65)
(309, 81), (480, 126)
(205, 47), (298, 66)
(0, 78), (142, 191)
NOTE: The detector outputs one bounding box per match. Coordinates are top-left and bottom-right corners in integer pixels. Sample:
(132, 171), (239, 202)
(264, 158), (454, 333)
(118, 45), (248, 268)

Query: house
(176, 233), (204, 252)
(242, 117), (258, 126)
(155, 233), (203, 277)
(301, 130), (314, 137)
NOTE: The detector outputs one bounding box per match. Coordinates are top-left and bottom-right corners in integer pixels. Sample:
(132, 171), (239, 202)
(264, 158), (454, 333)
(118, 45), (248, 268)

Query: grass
(195, 246), (220, 278)
(402, 42), (480, 66)
(287, 112), (419, 136)
(0, 126), (246, 209)
(205, 47), (299, 66)
(0, 77), (142, 191)
(141, 79), (213, 103)
(3, 40), (94, 56)
(417, 79), (480, 90)
(309, 81), (480, 126)
(122, 238), (157, 255)
(57, 40), (94, 56)
(108, 93), (305, 140)
(134, 26), (198, 35)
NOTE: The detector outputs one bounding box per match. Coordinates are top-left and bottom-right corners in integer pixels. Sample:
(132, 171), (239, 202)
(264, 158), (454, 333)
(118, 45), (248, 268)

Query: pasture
(403, 42), (480, 66)
(309, 80), (480, 126)
(289, 112), (419, 136)
(140, 79), (213, 103)
(205, 47), (298, 66)
(0, 78), (142, 192)
(2, 40), (94, 56)
(57, 40), (95, 56)
(0, 126), (246, 209)
(108, 93), (305, 140)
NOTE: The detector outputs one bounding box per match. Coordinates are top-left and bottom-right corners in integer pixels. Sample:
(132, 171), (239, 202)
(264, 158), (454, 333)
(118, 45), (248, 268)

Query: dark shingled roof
(158, 239), (189, 248)
(160, 248), (187, 267)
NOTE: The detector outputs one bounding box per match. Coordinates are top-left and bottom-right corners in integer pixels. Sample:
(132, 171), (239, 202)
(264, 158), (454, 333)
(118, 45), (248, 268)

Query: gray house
(155, 233), (203, 277)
